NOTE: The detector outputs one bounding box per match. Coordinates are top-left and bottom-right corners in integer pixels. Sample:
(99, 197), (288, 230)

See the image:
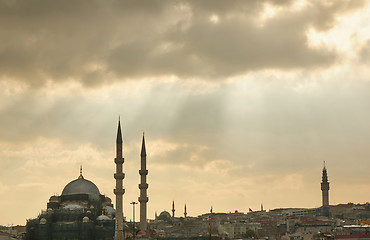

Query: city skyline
(1, 0), (370, 226)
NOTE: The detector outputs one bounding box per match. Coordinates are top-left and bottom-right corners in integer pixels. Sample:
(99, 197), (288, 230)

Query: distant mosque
(26, 120), (149, 240)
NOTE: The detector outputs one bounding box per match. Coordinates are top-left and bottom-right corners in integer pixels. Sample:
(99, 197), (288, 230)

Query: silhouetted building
(26, 167), (115, 240)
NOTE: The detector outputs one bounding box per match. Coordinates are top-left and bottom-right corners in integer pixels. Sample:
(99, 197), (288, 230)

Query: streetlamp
(209, 206), (213, 240)
(130, 201), (138, 240)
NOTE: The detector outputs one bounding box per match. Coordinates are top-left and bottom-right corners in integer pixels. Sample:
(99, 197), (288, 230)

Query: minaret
(321, 162), (330, 207)
(172, 200), (175, 218)
(79, 165), (83, 179)
(138, 133), (149, 230)
(114, 120), (125, 240)
(184, 204), (187, 218)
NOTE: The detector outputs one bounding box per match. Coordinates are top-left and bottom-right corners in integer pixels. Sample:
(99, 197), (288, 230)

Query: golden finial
(79, 165), (84, 179)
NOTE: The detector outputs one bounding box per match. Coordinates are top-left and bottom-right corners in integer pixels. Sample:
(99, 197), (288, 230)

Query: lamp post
(209, 206), (213, 240)
(130, 201), (138, 240)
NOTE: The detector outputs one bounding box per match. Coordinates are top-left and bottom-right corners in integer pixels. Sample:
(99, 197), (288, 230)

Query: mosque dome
(49, 195), (59, 202)
(104, 206), (115, 215)
(97, 215), (111, 221)
(61, 175), (100, 197)
(158, 211), (172, 222)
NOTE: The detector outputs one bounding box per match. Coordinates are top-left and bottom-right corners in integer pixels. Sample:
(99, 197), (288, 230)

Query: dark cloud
(0, 0), (366, 87)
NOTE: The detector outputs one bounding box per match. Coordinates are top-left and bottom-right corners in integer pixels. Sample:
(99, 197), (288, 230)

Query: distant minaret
(79, 165), (83, 179)
(138, 133), (149, 230)
(184, 204), (187, 218)
(321, 162), (330, 207)
(261, 203), (264, 211)
(114, 120), (125, 240)
(172, 200), (175, 218)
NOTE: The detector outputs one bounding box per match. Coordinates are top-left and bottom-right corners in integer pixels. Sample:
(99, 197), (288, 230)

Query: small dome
(49, 195), (59, 202)
(62, 178), (100, 197)
(97, 215), (111, 221)
(40, 218), (47, 224)
(82, 216), (90, 223)
(158, 211), (172, 222)
(104, 206), (115, 215)
(105, 196), (112, 203)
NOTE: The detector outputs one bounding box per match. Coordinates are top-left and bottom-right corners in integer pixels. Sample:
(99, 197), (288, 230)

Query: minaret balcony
(115, 157), (124, 164)
(114, 188), (125, 195)
(321, 182), (330, 191)
(138, 196), (149, 203)
(139, 183), (148, 189)
(114, 173), (125, 179)
(139, 170), (148, 175)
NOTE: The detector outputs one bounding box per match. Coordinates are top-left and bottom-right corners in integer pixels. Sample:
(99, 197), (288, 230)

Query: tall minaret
(114, 120), (125, 240)
(172, 200), (175, 218)
(138, 133), (149, 230)
(321, 162), (330, 207)
(184, 204), (187, 218)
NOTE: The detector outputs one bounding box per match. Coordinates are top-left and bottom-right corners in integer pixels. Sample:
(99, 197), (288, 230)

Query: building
(26, 167), (115, 240)
(25, 120), (147, 240)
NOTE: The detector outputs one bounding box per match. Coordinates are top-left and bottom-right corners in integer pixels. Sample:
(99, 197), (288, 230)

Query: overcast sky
(1, 0), (370, 226)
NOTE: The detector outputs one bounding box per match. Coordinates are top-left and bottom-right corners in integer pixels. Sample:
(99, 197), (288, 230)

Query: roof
(61, 178), (100, 197)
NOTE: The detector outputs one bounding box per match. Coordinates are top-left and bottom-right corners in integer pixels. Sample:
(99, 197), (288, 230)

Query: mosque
(26, 167), (116, 240)
(25, 120), (149, 240)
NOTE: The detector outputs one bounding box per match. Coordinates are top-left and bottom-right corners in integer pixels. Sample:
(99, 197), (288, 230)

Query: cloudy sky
(1, 0), (370, 226)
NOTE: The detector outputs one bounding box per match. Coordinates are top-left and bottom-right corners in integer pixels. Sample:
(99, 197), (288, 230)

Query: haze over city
(1, 0), (370, 227)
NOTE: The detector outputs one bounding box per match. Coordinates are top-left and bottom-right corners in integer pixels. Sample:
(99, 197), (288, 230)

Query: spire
(114, 118), (125, 239)
(172, 200), (175, 218)
(139, 132), (149, 230)
(322, 162), (328, 182)
(116, 117), (122, 144)
(141, 132), (146, 157)
(321, 161), (330, 208)
(184, 204), (187, 218)
(78, 165), (84, 179)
